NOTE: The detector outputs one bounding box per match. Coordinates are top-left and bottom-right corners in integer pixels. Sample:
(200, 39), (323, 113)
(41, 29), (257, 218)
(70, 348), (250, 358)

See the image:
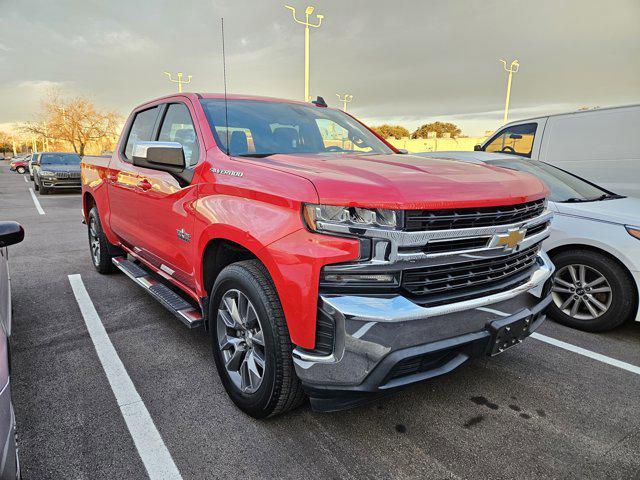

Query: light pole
(500, 59), (519, 124)
(335, 93), (353, 112)
(284, 5), (324, 102)
(164, 71), (192, 93)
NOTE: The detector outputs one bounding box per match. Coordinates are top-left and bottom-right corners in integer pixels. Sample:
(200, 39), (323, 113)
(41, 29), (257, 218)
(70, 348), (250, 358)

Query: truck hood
(256, 153), (547, 209)
(554, 197), (640, 226)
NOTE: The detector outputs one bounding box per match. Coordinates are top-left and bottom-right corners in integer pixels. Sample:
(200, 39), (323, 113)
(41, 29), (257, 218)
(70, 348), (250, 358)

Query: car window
(484, 123), (537, 157)
(158, 103), (200, 166)
(124, 106), (159, 160)
(40, 153), (81, 165)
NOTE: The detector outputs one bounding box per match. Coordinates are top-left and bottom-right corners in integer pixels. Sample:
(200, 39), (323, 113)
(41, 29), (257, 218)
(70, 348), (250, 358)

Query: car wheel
(88, 207), (117, 274)
(16, 166), (25, 174)
(38, 185), (49, 195)
(548, 249), (636, 332)
(33, 178), (39, 191)
(29, 174), (33, 181)
(209, 260), (305, 418)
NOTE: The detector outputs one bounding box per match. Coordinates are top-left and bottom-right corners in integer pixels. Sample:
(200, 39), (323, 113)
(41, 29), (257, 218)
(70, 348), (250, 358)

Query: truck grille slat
(404, 199), (545, 231)
(401, 244), (541, 302)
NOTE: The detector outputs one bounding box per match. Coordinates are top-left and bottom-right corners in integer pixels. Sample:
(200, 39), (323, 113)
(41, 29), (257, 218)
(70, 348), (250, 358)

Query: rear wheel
(548, 249), (636, 332)
(16, 166), (25, 174)
(209, 260), (305, 418)
(88, 207), (117, 274)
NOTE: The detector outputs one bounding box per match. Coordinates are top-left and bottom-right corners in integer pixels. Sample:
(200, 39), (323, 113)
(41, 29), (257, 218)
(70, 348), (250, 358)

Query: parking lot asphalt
(1, 161), (639, 480)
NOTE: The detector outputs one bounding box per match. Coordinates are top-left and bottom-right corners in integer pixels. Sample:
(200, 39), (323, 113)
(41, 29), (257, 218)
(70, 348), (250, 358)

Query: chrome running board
(112, 256), (203, 329)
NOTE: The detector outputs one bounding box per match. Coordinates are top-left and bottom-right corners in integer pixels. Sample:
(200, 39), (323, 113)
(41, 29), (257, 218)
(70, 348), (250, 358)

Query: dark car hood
(252, 153), (548, 209)
(40, 164), (81, 173)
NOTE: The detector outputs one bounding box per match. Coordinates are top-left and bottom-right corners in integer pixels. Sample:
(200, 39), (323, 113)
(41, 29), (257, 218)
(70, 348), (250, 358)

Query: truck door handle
(107, 173), (118, 183)
(137, 179), (152, 191)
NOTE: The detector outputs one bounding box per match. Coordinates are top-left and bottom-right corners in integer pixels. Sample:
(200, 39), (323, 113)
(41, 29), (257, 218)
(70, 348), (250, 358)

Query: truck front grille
(404, 199), (546, 231)
(401, 243), (541, 306)
(55, 172), (81, 179)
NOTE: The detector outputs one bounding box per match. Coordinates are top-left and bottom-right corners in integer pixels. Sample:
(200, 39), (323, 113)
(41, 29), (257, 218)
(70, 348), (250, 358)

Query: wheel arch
(198, 232), (285, 334)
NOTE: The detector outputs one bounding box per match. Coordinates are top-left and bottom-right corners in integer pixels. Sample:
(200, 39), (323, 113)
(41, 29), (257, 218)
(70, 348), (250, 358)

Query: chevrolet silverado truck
(81, 93), (555, 417)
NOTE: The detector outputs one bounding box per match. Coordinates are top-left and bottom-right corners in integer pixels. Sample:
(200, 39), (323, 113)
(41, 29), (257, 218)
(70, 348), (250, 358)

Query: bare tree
(22, 91), (121, 156)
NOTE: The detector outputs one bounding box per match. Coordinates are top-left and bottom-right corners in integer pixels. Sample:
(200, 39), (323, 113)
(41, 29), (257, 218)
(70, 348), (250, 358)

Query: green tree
(372, 124), (410, 140)
(412, 122), (461, 139)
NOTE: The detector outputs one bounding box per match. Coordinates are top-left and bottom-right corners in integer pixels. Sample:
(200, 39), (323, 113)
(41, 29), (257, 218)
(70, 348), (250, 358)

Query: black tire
(16, 166), (25, 174)
(547, 249), (636, 332)
(38, 185), (49, 195)
(33, 178), (39, 191)
(29, 174), (33, 181)
(209, 260), (305, 418)
(87, 207), (117, 274)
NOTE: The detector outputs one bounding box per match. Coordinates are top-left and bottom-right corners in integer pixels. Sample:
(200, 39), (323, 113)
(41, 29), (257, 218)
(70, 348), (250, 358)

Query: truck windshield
(40, 153), (81, 165)
(487, 158), (617, 203)
(201, 99), (393, 157)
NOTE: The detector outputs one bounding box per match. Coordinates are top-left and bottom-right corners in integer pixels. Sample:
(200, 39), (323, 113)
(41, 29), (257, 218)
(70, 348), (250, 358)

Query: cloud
(0, 43), (11, 52)
(18, 80), (70, 91)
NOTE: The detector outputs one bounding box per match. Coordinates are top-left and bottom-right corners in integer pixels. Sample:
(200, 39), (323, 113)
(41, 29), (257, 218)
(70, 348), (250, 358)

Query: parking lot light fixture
(284, 4), (324, 102)
(500, 59), (519, 124)
(164, 71), (192, 93)
(336, 93), (353, 112)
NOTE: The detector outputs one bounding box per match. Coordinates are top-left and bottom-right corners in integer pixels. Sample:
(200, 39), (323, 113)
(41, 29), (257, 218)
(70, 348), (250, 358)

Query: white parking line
(531, 332), (640, 376)
(28, 188), (45, 215)
(68, 275), (182, 480)
(23, 176), (28, 183)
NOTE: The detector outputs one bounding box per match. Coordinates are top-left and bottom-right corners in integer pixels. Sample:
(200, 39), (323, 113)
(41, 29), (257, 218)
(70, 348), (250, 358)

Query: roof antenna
(221, 17), (230, 155)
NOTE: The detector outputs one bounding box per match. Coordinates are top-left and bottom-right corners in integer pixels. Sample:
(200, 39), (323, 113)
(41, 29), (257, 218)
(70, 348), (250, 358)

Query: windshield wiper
(237, 153), (277, 158)
(564, 193), (623, 203)
(593, 193), (624, 201)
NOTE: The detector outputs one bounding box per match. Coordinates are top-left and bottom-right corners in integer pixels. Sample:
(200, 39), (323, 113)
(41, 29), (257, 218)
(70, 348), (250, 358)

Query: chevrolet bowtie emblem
(495, 228), (526, 251)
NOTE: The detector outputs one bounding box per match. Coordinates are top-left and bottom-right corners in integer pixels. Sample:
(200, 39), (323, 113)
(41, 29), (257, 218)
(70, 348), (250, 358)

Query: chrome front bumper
(293, 250), (554, 394)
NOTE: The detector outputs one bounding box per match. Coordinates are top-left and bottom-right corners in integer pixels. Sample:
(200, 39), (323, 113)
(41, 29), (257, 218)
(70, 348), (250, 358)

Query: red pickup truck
(81, 93), (555, 417)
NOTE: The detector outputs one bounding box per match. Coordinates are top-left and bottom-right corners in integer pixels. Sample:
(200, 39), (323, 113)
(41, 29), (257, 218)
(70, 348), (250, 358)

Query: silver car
(416, 151), (640, 332)
(0, 222), (23, 479)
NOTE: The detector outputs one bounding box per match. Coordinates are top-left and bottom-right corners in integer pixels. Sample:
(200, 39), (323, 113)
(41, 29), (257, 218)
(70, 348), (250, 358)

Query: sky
(0, 0), (639, 136)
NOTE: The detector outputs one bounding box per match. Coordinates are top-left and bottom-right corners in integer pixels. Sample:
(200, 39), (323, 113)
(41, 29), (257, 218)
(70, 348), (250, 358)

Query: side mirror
(396, 148), (408, 154)
(132, 142), (185, 173)
(0, 222), (24, 247)
(474, 144), (483, 151)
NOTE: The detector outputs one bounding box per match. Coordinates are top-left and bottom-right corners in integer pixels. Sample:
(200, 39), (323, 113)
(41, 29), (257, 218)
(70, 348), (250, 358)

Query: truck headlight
(303, 204), (402, 233)
(40, 170), (55, 177)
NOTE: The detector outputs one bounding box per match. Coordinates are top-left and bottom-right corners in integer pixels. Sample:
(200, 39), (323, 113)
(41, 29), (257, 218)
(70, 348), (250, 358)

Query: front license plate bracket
(488, 315), (532, 356)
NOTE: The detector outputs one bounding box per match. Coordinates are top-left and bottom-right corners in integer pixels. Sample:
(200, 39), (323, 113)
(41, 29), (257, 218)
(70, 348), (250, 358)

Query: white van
(475, 104), (640, 197)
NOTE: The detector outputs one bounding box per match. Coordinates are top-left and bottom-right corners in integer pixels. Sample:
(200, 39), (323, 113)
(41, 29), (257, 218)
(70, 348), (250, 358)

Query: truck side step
(112, 257), (203, 329)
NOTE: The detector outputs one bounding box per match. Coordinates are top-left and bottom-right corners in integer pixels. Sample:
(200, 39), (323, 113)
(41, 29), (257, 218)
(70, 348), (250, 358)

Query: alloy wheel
(551, 264), (612, 320)
(89, 217), (100, 266)
(216, 289), (266, 394)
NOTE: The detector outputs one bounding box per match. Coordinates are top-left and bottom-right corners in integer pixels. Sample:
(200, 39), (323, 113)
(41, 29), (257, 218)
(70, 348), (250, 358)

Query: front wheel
(210, 260), (305, 418)
(548, 249), (636, 332)
(16, 166), (25, 174)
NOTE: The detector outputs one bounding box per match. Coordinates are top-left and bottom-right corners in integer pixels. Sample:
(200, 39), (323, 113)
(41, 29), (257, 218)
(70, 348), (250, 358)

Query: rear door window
(484, 123), (537, 157)
(124, 107), (160, 160)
